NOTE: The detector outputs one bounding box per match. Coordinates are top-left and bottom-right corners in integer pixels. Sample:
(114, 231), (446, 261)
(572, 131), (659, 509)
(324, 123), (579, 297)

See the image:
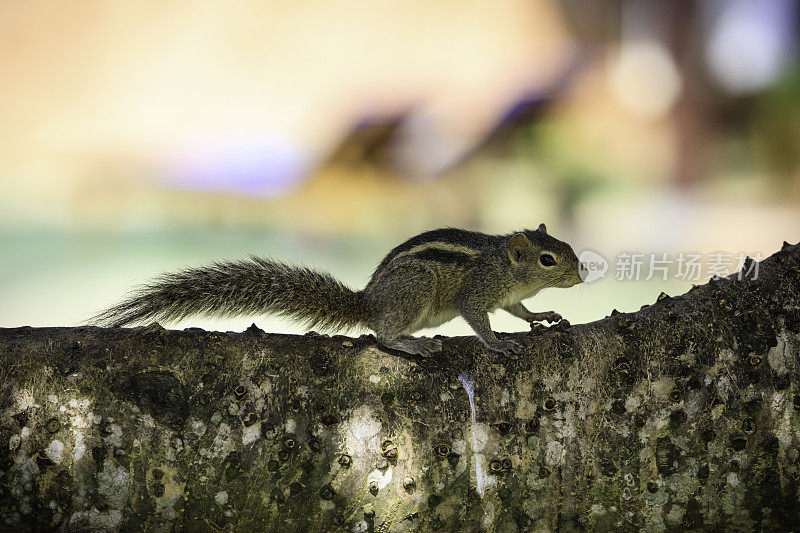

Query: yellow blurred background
(1, 0), (798, 333)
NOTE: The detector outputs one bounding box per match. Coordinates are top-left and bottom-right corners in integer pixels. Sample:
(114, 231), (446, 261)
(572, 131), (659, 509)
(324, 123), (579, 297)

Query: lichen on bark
(1, 243), (799, 532)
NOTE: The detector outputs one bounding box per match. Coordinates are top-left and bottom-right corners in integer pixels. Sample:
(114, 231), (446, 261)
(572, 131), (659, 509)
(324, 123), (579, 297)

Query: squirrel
(92, 225), (584, 357)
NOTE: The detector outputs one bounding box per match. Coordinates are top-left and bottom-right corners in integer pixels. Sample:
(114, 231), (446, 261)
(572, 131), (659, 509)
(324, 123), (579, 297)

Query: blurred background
(1, 0), (798, 334)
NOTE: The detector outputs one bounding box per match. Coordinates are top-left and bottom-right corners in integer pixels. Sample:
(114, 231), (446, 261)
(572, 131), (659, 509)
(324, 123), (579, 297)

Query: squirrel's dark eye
(540, 254), (556, 267)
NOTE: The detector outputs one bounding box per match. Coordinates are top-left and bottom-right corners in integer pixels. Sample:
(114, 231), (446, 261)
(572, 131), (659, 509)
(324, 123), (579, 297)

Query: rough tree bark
(1, 243), (799, 532)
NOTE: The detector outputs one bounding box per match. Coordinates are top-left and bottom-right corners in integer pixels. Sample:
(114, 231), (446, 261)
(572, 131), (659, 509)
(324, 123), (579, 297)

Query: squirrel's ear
(537, 223), (547, 234)
(507, 233), (532, 263)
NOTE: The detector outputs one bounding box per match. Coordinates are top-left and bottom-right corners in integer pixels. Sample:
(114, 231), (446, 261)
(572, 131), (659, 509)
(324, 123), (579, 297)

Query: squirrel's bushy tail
(91, 256), (367, 330)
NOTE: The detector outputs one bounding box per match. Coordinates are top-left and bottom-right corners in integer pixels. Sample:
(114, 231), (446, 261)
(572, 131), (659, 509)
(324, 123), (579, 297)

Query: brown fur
(93, 227), (583, 356)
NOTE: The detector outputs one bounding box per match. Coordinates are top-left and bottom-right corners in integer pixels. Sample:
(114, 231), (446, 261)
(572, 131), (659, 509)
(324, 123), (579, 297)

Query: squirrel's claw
(488, 339), (525, 358)
(414, 337), (443, 357)
(379, 335), (442, 357)
(528, 311), (562, 324)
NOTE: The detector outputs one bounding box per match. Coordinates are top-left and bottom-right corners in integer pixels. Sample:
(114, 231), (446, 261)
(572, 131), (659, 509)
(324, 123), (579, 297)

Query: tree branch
(2, 243), (799, 531)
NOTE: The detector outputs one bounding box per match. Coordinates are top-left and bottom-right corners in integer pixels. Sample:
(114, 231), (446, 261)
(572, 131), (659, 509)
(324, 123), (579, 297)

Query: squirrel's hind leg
(366, 260), (442, 357)
(377, 334), (442, 357)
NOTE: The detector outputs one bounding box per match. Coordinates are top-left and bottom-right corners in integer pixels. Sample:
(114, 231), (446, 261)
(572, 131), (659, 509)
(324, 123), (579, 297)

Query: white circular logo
(578, 250), (608, 283)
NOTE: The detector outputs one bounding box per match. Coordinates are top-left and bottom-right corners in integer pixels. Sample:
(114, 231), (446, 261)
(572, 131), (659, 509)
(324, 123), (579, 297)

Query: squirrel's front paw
(529, 311), (562, 324)
(487, 339), (525, 357)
